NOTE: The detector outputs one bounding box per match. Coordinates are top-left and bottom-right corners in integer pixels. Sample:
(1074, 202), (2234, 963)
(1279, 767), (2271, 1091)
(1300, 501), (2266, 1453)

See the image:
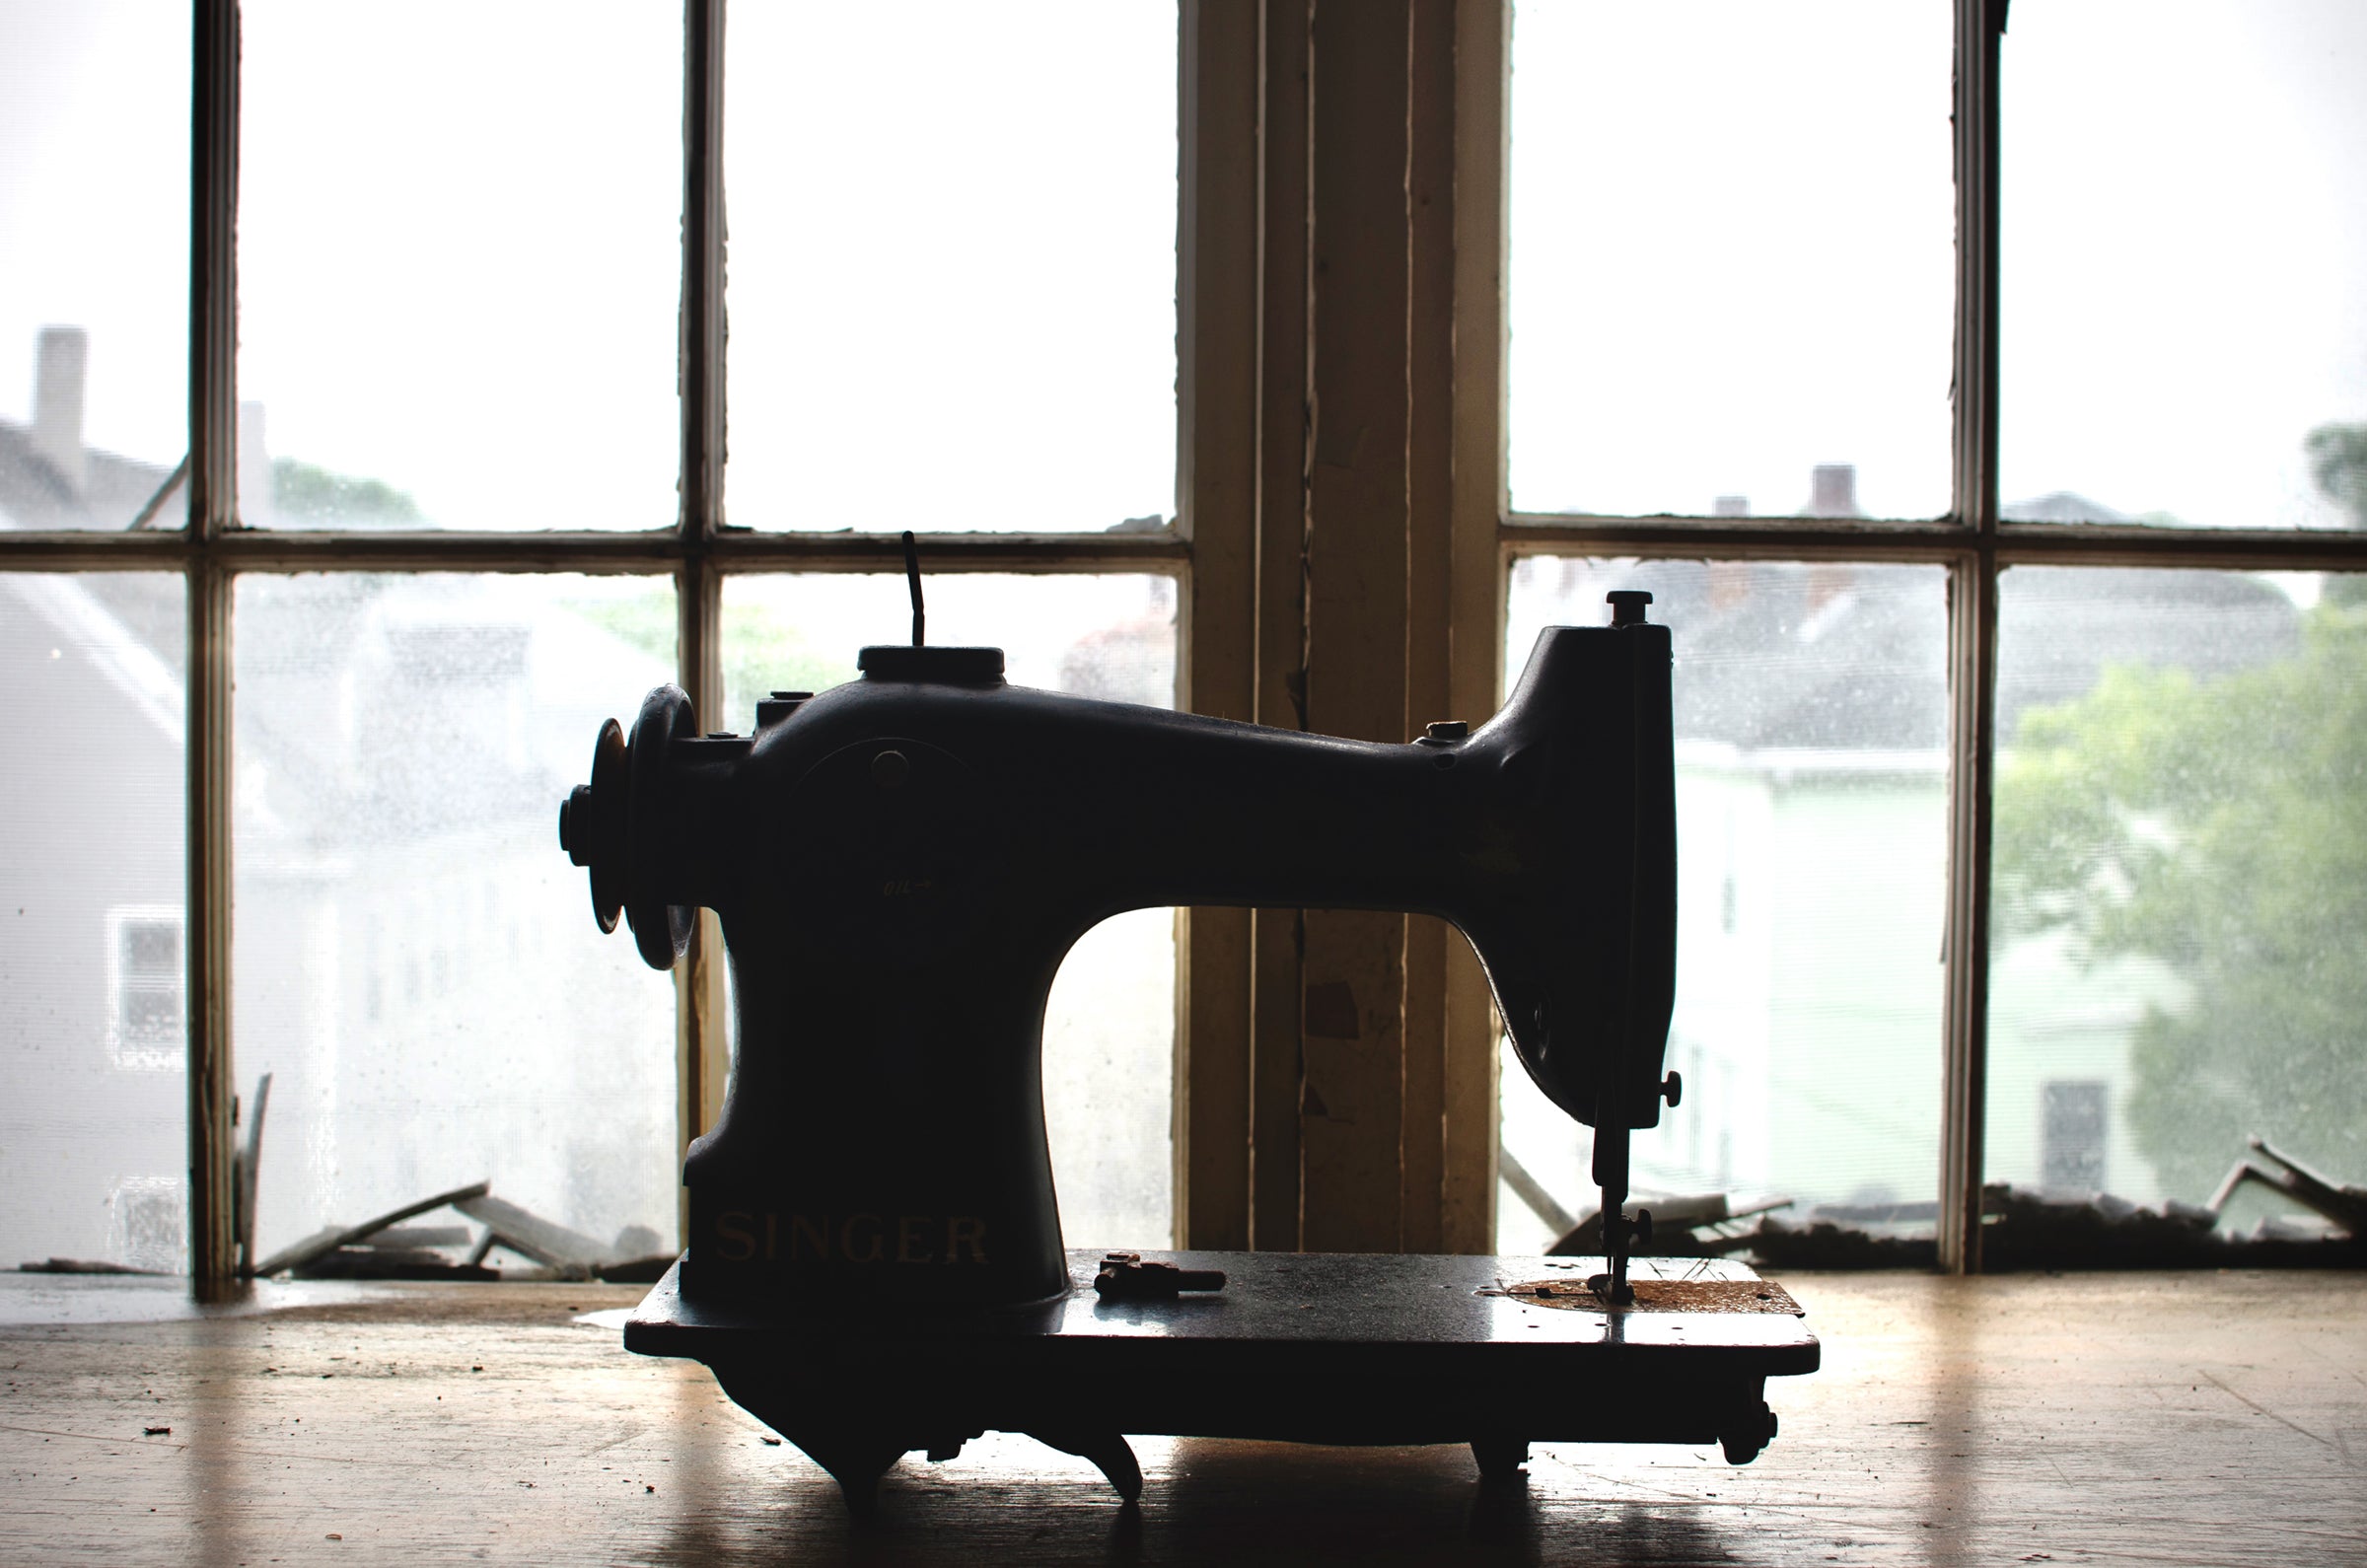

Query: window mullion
(674, 0), (729, 1243)
(185, 0), (241, 1299)
(1938, 0), (2005, 1274)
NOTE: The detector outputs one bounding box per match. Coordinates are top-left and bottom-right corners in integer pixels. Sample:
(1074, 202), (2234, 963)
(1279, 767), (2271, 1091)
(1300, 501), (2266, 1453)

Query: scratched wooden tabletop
(3, 1269), (2360, 1565)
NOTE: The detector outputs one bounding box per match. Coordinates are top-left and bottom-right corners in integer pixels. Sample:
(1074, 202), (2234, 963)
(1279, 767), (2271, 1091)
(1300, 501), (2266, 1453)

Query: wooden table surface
(3, 1268), (2361, 1565)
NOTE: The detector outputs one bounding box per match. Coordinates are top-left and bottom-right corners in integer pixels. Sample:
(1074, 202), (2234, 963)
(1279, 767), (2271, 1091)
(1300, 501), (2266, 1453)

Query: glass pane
(1507, 1), (1955, 522)
(0, 4), (189, 532)
(238, 5), (681, 531)
(722, 572), (1179, 1247)
(235, 575), (680, 1267)
(0, 573), (185, 1269)
(2001, 4), (2367, 530)
(1498, 559), (1948, 1251)
(724, 5), (1178, 534)
(1989, 568), (2360, 1219)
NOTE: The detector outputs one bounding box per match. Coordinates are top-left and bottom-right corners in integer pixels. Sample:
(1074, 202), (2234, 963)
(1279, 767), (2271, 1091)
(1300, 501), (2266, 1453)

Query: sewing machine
(559, 570), (1815, 1508)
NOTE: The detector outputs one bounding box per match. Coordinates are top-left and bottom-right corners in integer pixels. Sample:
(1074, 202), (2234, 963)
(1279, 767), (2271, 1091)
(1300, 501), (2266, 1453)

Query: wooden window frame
(11, 1), (2363, 1292)
(1470, 0), (2367, 1271)
(3, 0), (1219, 1293)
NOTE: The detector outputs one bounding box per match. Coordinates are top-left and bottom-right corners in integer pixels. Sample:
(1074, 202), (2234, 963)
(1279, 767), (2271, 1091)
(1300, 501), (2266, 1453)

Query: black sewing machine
(559, 565), (1815, 1508)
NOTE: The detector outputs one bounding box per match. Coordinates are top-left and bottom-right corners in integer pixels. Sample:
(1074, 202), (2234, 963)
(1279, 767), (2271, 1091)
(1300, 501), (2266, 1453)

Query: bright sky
(1, 1), (1175, 534)
(0, 0), (189, 470)
(8, 3), (2360, 533)
(1509, 0), (1959, 521)
(1509, 0), (2367, 528)
(1997, 0), (2367, 529)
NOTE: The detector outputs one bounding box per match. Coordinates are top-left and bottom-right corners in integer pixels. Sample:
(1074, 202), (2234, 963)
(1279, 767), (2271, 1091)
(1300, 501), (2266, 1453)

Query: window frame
(11, 1), (2364, 1289)
(1476, 0), (2367, 1268)
(2, 0), (1220, 1290)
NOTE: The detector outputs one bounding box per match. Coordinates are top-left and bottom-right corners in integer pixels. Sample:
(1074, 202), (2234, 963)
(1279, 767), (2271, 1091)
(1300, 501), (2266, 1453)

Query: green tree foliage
(2308, 421), (2367, 610)
(2306, 421), (2367, 528)
(565, 587), (846, 730)
(1994, 427), (2367, 1198)
(271, 458), (422, 523)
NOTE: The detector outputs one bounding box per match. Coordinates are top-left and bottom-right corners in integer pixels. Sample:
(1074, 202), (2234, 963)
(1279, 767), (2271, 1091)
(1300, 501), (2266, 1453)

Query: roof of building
(0, 418), (185, 535)
(1513, 554), (2301, 756)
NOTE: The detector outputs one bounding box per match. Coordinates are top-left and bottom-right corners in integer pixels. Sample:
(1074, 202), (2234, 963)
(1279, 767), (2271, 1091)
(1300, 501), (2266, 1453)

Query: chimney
(33, 326), (88, 494)
(1809, 463), (1860, 519)
(1712, 494), (1750, 518)
(238, 400), (273, 527)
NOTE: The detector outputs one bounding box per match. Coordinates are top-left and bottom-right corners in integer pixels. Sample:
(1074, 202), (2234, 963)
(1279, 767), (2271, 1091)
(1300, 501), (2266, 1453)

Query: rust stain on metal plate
(1497, 1277), (1804, 1316)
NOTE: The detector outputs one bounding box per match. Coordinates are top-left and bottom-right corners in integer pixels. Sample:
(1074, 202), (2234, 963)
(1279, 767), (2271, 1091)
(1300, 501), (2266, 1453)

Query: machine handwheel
(624, 685), (697, 970)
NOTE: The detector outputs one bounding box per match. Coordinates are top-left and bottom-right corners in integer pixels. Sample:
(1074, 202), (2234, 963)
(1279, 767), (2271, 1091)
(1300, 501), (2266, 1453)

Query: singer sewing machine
(558, 565), (1816, 1509)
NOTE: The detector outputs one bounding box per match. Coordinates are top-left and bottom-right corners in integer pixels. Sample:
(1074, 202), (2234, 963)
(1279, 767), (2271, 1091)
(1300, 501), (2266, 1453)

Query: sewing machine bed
(625, 1250), (1816, 1468)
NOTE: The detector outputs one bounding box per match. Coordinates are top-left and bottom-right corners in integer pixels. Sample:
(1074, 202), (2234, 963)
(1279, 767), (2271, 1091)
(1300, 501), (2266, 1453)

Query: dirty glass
(0, 4), (189, 533)
(722, 572), (1180, 1248)
(232, 575), (681, 1268)
(723, 4), (1179, 535)
(0, 574), (186, 1270)
(1496, 559), (1948, 1252)
(237, 4), (681, 531)
(1988, 568), (2362, 1227)
(1506, 1), (1954, 523)
(2000, 3), (2367, 530)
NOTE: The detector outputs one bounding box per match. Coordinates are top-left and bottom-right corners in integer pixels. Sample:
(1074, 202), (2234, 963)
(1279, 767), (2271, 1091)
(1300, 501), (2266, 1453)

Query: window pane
(1, 573), (185, 1269)
(724, 5), (1179, 534)
(722, 572), (1179, 1247)
(1498, 559), (1948, 1250)
(0, 4), (188, 532)
(2001, 4), (2367, 530)
(235, 574), (680, 1267)
(1507, 1), (1955, 522)
(1989, 568), (2360, 1217)
(238, 5), (681, 531)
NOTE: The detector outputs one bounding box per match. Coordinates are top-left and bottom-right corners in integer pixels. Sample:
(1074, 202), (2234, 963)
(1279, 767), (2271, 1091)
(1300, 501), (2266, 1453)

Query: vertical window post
(1939, 0), (2005, 1274)
(186, 0), (241, 1298)
(677, 0), (730, 1240)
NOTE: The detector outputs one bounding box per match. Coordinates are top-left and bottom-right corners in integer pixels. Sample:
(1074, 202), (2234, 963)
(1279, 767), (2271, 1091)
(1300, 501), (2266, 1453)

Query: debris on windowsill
(244, 1181), (668, 1284)
(2206, 1135), (2366, 1238)
(1739, 1137), (2365, 1272)
(1516, 1132), (2363, 1274)
(292, 1247), (500, 1282)
(594, 1253), (681, 1285)
(1972, 1181), (2362, 1270)
(1744, 1215), (1940, 1271)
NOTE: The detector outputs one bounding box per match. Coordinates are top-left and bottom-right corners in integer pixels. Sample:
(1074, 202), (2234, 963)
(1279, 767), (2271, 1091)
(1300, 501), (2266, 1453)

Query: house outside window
(107, 908), (184, 1071)
(2041, 1081), (2110, 1193)
(1492, 0), (2367, 1259)
(4, 1), (2361, 1284)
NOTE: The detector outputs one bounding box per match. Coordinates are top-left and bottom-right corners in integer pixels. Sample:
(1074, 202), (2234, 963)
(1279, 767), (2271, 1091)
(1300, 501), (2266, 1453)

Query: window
(2039, 1081), (2109, 1193)
(1497, 0), (2367, 1262)
(110, 1176), (186, 1275)
(108, 909), (183, 1069)
(8, 3), (2360, 1283)
(2, 1), (1193, 1280)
